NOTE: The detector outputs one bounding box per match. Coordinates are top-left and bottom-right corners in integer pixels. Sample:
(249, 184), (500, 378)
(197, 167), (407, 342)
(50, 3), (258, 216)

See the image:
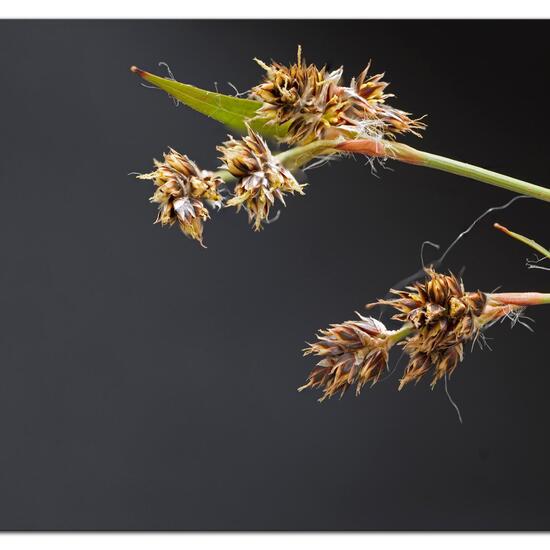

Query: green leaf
(131, 66), (289, 139)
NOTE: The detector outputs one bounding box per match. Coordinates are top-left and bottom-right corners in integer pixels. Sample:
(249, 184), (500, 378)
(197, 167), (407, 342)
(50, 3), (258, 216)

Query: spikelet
(250, 46), (425, 145)
(299, 314), (390, 401)
(250, 46), (348, 145)
(218, 126), (305, 230)
(137, 149), (224, 246)
(372, 268), (486, 389)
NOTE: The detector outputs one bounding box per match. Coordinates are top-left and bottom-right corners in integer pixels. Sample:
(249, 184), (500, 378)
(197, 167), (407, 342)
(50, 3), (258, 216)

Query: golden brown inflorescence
(299, 314), (391, 401)
(217, 126), (305, 231)
(250, 46), (425, 146)
(373, 268), (486, 389)
(134, 48), (428, 244)
(137, 149), (224, 246)
(300, 269), (528, 400)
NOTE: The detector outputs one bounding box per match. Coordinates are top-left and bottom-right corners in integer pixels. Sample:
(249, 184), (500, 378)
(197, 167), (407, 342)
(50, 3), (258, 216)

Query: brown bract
(137, 149), (224, 246)
(373, 268), (486, 389)
(250, 46), (425, 145)
(217, 127), (305, 231)
(299, 314), (390, 401)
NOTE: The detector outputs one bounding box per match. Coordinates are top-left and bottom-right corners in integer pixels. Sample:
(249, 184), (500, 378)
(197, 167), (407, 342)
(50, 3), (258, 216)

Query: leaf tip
(493, 222), (509, 234)
(130, 65), (147, 77)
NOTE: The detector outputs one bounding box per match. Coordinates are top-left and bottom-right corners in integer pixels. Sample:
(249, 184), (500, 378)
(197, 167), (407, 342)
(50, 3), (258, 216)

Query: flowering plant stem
(387, 323), (414, 345)
(338, 140), (550, 203)
(274, 140), (340, 171)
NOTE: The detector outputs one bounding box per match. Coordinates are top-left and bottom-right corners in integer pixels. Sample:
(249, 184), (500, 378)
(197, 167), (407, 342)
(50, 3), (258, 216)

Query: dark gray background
(0, 20), (549, 530)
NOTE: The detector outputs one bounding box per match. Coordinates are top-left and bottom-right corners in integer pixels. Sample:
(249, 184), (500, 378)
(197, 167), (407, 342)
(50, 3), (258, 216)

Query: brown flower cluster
(374, 268), (486, 389)
(135, 49), (427, 244)
(137, 149), (224, 246)
(137, 127), (307, 241)
(217, 126), (305, 231)
(301, 269), (508, 400)
(300, 314), (391, 401)
(250, 46), (425, 145)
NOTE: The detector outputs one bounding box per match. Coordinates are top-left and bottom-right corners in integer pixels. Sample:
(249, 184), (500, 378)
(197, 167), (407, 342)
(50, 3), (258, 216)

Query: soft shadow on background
(0, 20), (549, 530)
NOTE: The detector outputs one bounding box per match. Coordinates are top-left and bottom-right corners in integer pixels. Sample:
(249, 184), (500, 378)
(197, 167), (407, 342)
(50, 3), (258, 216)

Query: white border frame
(1, 5), (549, 548)
(1, 0), (550, 19)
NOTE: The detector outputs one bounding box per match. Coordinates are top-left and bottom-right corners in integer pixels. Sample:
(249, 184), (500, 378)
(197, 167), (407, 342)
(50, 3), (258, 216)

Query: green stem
(416, 149), (550, 202)
(339, 140), (550, 203)
(274, 139), (340, 171)
(386, 323), (414, 346)
(216, 169), (235, 184)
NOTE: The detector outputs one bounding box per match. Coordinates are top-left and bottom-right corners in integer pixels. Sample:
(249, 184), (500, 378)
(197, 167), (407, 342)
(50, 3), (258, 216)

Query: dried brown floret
(250, 46), (348, 145)
(372, 268), (486, 389)
(218, 126), (305, 231)
(299, 314), (391, 401)
(137, 149), (224, 246)
(347, 64), (426, 139)
(250, 46), (425, 145)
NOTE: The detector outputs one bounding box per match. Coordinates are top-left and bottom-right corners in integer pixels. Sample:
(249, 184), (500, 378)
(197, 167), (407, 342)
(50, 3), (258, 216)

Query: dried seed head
(250, 46), (348, 145)
(137, 149), (224, 246)
(217, 126), (305, 231)
(299, 314), (391, 401)
(302, 269), (535, 400)
(250, 46), (425, 145)
(372, 268), (486, 389)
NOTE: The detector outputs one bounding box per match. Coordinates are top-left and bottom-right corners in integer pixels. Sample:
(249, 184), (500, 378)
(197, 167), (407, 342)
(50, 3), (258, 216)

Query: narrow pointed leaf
(131, 66), (289, 139)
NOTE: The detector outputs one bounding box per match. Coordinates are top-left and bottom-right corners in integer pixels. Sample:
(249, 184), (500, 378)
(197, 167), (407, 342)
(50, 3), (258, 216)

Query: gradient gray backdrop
(0, 20), (549, 530)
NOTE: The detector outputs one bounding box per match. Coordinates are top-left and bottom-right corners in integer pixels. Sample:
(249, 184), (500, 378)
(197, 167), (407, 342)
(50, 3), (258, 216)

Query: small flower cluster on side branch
(300, 268), (538, 401)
